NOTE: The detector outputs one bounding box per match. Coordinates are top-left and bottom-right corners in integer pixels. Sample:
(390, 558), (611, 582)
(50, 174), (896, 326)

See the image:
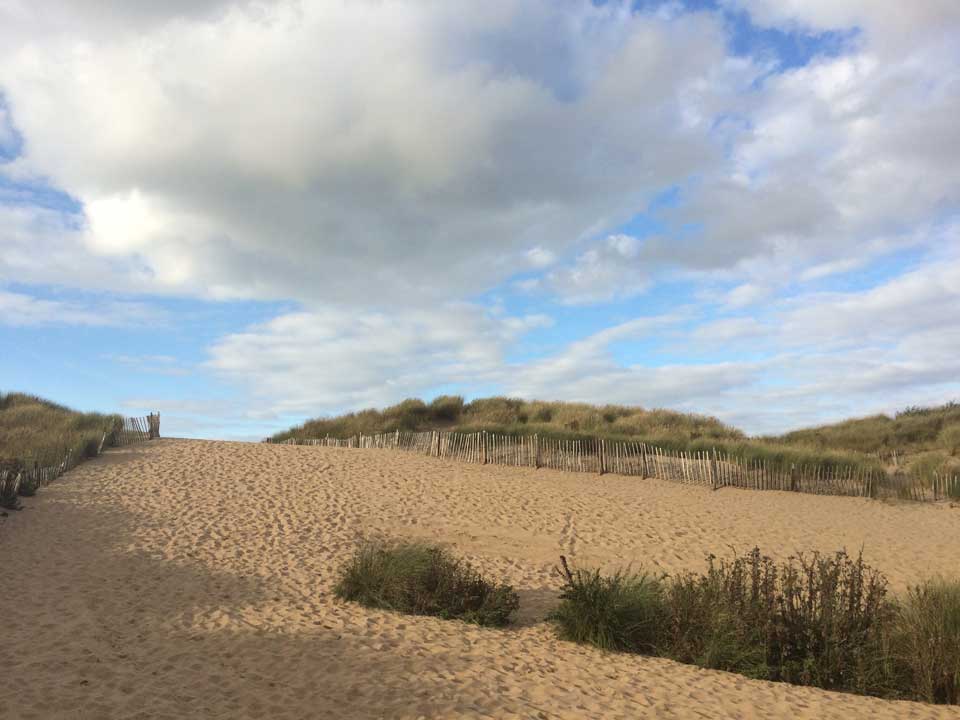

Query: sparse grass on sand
(334, 539), (520, 627)
(550, 548), (960, 705)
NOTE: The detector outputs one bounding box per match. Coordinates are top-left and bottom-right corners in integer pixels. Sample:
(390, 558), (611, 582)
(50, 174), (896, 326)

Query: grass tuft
(549, 556), (665, 653)
(334, 539), (519, 627)
(896, 579), (960, 704)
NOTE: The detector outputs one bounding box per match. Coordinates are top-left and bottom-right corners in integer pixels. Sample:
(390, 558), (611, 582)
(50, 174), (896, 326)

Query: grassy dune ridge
(0, 392), (120, 468)
(768, 403), (960, 480)
(272, 396), (960, 476)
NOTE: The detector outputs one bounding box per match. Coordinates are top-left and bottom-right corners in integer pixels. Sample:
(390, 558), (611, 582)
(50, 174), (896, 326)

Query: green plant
(334, 540), (519, 627)
(553, 548), (905, 700)
(549, 556), (666, 653)
(895, 579), (960, 704)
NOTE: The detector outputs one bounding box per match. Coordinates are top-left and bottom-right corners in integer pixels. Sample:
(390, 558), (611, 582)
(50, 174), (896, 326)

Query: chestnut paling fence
(270, 429), (960, 503)
(0, 413), (161, 506)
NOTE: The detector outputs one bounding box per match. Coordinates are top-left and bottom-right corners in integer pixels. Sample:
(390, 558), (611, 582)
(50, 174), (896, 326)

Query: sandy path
(1, 438), (958, 720)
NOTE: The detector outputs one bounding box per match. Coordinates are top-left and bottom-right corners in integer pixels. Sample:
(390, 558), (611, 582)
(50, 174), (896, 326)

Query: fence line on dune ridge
(267, 429), (960, 503)
(0, 413), (161, 510)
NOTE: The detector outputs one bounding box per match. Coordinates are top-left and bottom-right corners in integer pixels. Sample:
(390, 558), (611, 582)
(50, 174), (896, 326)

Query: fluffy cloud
(205, 252), (960, 434)
(655, 2), (960, 281)
(207, 304), (551, 414)
(0, 0), (750, 304)
(545, 233), (650, 304)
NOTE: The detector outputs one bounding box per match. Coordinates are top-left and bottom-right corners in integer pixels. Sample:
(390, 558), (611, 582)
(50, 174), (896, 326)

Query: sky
(1, 0), (959, 440)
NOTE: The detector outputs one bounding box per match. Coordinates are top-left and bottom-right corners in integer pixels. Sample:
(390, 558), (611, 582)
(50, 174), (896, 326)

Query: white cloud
(727, 0), (960, 50)
(203, 248), (960, 435)
(724, 282), (772, 308)
(0, 0), (751, 305)
(0, 289), (165, 327)
(524, 246), (557, 269)
(546, 233), (650, 304)
(207, 304), (551, 415)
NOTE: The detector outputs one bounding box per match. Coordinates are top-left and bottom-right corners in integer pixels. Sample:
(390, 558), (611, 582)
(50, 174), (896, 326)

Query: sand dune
(1, 438), (958, 719)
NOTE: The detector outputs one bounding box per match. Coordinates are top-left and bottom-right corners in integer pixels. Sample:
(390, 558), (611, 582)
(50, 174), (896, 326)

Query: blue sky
(2, 0), (959, 439)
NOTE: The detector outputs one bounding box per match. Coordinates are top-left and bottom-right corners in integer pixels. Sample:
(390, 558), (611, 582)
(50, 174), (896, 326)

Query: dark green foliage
(334, 540), (519, 627)
(17, 474), (37, 497)
(549, 556), (665, 653)
(896, 579), (960, 704)
(661, 549), (896, 694)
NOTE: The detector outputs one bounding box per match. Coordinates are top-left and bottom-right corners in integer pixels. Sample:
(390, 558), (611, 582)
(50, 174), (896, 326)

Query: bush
(334, 540), (519, 627)
(553, 548), (905, 699)
(429, 395), (465, 422)
(896, 579), (960, 704)
(549, 556), (665, 653)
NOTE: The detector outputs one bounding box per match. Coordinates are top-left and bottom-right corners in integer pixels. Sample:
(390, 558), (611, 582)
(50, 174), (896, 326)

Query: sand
(1, 438), (959, 720)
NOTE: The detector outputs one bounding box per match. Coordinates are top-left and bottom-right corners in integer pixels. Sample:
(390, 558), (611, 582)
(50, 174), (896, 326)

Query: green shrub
(554, 548), (903, 699)
(549, 556), (666, 653)
(334, 540), (519, 627)
(896, 579), (960, 704)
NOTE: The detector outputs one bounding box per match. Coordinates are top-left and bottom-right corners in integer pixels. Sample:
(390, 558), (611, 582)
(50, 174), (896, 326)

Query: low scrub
(334, 540), (519, 627)
(551, 548), (960, 705)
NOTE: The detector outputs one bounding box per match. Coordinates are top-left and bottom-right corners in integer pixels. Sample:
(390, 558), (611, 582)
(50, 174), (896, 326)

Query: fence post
(710, 448), (718, 490)
(790, 463), (798, 492)
(599, 439), (606, 475)
(481, 431), (487, 465)
(395, 429), (400, 448)
(533, 433), (540, 469)
(640, 443), (649, 478)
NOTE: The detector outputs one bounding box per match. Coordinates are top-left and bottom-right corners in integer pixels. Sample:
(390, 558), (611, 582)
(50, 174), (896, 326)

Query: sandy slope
(1, 438), (958, 720)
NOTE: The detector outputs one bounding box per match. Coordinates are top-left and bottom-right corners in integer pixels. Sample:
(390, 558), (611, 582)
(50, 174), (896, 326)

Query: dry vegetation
(767, 403), (960, 482)
(333, 538), (960, 705)
(549, 549), (960, 705)
(0, 392), (119, 468)
(273, 395), (960, 477)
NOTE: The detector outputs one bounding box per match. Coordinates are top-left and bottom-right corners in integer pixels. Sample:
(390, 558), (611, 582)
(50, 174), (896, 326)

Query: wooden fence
(269, 430), (960, 503)
(114, 413), (161, 446)
(0, 413), (160, 510)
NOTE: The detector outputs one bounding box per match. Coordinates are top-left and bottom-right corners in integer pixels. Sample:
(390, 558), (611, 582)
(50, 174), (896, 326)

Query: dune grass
(334, 539), (519, 627)
(274, 396), (745, 445)
(550, 548), (960, 704)
(896, 579), (960, 704)
(549, 557), (665, 653)
(0, 392), (119, 469)
(271, 395), (887, 476)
